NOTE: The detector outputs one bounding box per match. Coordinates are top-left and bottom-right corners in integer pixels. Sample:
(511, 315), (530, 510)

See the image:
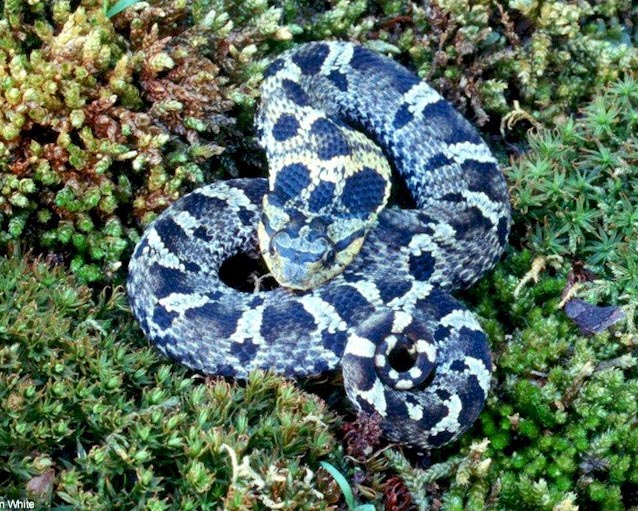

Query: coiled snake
(127, 42), (510, 448)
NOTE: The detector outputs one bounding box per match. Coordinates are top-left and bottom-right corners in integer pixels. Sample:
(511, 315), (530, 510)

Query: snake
(127, 41), (510, 449)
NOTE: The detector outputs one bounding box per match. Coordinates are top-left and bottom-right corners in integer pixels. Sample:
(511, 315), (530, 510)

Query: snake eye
(323, 247), (336, 264)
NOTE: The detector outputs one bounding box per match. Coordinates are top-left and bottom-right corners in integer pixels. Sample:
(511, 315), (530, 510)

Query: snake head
(256, 99), (392, 289)
(258, 202), (367, 290)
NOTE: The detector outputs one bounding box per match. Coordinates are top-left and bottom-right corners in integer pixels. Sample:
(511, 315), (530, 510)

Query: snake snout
(266, 229), (338, 289)
(270, 229), (334, 263)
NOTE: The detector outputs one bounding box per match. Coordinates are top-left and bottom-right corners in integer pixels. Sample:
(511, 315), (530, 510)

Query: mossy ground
(1, 0), (638, 510)
(0, 252), (342, 509)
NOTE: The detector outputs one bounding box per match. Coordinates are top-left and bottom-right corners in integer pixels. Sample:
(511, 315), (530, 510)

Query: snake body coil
(127, 42), (510, 448)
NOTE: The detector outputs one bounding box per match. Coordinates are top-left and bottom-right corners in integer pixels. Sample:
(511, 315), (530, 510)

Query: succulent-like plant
(0, 0), (291, 282)
(507, 75), (638, 319)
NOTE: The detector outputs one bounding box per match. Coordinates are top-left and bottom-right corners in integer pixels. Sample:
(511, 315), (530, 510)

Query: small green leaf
(106, 0), (142, 17)
(319, 461), (356, 509)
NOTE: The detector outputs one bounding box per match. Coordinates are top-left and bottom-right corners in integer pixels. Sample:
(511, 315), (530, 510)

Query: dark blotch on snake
(310, 118), (352, 160)
(307, 181), (336, 212)
(272, 113), (301, 142)
(393, 103), (414, 130)
(341, 167), (387, 214)
(408, 251), (436, 282)
(273, 162), (312, 199)
(260, 302), (317, 341)
(291, 43), (329, 75)
(281, 79), (311, 107)
(326, 69), (349, 91)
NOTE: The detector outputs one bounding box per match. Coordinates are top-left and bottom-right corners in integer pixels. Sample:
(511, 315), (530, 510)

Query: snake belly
(127, 41), (511, 448)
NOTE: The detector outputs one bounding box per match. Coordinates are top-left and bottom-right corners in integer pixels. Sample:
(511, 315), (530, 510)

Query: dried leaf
(564, 299), (625, 335)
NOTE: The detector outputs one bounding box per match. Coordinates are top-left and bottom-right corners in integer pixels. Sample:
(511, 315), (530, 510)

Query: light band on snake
(127, 41), (511, 449)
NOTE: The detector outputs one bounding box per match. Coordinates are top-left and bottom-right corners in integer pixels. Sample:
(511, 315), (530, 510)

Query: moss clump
(0, 0), (292, 283)
(473, 251), (636, 510)
(0, 252), (342, 509)
(284, 0), (638, 129)
(385, 251), (637, 510)
(507, 75), (638, 316)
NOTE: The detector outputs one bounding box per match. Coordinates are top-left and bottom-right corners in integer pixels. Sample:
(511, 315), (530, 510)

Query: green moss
(0, 252), (343, 509)
(507, 75), (638, 316)
(466, 251), (635, 509)
(383, 250), (637, 510)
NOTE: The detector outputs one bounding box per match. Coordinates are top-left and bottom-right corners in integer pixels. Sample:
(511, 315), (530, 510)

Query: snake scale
(127, 41), (511, 449)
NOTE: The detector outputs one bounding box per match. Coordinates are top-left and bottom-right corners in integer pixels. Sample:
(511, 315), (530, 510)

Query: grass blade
(319, 461), (356, 509)
(106, 0), (141, 17)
